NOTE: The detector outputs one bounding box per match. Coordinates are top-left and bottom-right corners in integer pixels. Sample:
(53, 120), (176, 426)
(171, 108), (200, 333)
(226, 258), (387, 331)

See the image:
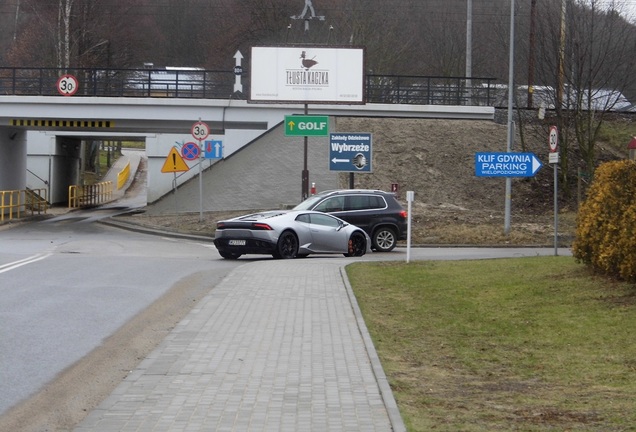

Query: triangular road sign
(161, 147), (190, 173)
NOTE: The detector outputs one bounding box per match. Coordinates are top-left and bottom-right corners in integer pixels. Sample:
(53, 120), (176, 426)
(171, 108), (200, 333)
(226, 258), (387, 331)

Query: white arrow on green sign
(284, 115), (329, 136)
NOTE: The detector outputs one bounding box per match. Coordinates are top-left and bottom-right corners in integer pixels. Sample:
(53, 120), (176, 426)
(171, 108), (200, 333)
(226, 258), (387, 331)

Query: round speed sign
(57, 74), (79, 96)
(191, 121), (210, 141)
(549, 125), (558, 152)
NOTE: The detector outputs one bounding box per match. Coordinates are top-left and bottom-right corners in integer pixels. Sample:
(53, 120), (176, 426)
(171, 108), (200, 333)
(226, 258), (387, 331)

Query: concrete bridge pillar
(0, 128), (26, 191)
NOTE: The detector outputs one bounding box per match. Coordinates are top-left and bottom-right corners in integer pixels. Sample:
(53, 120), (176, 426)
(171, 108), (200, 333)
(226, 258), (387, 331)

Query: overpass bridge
(0, 67), (496, 212)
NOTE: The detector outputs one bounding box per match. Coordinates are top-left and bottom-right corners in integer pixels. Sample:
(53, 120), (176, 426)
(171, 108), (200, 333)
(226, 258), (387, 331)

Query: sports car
(213, 210), (370, 259)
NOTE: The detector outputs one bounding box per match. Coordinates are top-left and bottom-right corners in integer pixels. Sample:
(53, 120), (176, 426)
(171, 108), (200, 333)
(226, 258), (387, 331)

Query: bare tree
(57, 0), (73, 69)
(534, 0), (636, 189)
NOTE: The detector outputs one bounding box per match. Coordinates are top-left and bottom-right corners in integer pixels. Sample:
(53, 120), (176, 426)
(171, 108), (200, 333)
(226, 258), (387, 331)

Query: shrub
(572, 160), (636, 281)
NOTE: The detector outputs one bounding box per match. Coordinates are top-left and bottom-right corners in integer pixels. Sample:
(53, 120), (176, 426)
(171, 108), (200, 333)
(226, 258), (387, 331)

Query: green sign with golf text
(284, 115), (329, 136)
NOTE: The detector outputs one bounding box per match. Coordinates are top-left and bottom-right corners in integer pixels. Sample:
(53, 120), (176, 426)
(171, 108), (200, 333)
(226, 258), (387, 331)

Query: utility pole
(557, 0), (567, 110)
(466, 0), (473, 103)
(527, 0), (537, 108)
(504, 0), (516, 235)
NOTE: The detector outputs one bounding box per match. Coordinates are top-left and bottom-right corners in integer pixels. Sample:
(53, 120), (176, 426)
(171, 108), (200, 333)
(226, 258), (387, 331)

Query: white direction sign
(233, 50), (243, 93)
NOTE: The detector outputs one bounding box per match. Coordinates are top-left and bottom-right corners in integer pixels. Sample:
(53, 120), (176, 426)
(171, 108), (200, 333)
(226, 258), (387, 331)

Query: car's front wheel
(275, 231), (299, 259)
(344, 231), (367, 257)
(372, 227), (397, 252)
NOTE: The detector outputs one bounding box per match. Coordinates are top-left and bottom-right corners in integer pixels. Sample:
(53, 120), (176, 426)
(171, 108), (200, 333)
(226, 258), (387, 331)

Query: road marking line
(0, 253), (53, 274)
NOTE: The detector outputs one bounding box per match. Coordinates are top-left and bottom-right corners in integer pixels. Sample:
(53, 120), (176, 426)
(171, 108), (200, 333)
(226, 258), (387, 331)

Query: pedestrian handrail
(68, 182), (113, 209)
(0, 188), (48, 222)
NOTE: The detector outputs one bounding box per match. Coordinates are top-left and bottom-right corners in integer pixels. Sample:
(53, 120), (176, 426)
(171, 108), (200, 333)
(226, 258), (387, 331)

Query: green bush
(572, 160), (636, 281)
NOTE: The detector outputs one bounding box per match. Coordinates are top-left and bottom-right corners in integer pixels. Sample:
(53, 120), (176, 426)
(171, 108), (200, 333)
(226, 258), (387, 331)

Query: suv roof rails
(318, 189), (388, 195)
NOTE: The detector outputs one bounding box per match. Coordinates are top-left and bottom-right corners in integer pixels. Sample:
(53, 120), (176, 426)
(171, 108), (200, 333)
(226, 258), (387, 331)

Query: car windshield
(292, 195), (325, 210)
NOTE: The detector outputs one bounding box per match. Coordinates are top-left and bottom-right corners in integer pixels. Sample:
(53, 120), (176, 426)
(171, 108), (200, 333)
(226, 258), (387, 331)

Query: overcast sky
(601, 0), (636, 22)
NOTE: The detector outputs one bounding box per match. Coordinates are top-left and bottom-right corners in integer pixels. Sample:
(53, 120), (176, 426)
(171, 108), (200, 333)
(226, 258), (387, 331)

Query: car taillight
(251, 223), (273, 230)
(399, 210), (407, 219)
(216, 222), (226, 229)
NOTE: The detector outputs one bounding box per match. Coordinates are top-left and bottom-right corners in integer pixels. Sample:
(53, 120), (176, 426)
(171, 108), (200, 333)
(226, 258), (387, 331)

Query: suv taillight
(399, 210), (407, 219)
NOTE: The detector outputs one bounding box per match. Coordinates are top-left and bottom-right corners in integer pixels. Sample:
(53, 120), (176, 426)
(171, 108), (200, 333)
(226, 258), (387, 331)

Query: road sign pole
(199, 139), (203, 222)
(191, 119), (210, 221)
(302, 104), (309, 201)
(406, 191), (415, 263)
(554, 162), (558, 256)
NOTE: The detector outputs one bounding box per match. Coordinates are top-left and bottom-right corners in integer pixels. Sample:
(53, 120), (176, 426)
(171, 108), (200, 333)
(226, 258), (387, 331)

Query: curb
(340, 266), (408, 432)
(98, 218), (215, 243)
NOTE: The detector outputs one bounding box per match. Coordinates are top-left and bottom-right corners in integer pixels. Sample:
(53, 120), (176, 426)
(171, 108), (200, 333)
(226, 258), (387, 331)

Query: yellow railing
(0, 188), (48, 222)
(68, 181), (113, 208)
(117, 162), (130, 190)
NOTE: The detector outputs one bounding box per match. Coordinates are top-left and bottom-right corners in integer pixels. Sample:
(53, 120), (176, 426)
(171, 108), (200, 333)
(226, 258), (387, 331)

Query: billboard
(250, 46), (365, 104)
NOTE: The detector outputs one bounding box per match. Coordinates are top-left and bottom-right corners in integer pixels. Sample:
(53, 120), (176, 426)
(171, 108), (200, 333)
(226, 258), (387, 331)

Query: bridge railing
(0, 67), (497, 105)
(365, 75), (496, 106)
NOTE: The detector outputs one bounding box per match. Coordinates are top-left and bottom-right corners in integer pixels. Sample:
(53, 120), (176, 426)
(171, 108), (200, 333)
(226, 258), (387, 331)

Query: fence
(68, 182), (113, 209)
(0, 188), (48, 222)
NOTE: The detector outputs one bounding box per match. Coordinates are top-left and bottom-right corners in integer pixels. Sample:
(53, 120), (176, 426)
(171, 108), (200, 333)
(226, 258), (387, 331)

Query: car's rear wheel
(219, 251), (242, 259)
(276, 231), (299, 259)
(372, 227), (397, 252)
(344, 231), (367, 257)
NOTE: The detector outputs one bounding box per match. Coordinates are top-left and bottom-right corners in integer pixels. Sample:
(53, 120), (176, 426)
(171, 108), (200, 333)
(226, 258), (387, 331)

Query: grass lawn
(347, 256), (635, 431)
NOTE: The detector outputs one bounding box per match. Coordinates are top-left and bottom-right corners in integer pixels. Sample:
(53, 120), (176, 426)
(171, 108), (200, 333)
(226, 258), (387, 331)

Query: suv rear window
(347, 195), (386, 211)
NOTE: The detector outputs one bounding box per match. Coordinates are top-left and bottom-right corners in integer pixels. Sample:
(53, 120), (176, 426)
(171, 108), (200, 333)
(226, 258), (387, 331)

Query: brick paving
(74, 259), (404, 432)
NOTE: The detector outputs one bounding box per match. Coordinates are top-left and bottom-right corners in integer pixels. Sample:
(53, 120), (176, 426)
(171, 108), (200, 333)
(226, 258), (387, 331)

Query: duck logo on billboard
(286, 51), (329, 88)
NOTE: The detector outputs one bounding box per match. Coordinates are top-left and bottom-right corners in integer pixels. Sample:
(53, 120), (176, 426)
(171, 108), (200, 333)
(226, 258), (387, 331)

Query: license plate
(228, 239), (246, 246)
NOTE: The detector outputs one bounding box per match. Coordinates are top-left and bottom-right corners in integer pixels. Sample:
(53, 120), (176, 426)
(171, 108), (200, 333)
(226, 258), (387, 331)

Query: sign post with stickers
(192, 120), (210, 221)
(549, 125), (559, 256)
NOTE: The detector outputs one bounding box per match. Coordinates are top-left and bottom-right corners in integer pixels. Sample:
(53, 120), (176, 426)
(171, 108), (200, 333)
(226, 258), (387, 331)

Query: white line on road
(0, 253), (53, 274)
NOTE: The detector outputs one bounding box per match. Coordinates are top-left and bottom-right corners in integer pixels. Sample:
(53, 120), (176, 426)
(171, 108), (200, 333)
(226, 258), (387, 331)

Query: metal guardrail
(365, 75), (496, 106)
(117, 162), (131, 190)
(0, 188), (48, 222)
(0, 67), (498, 106)
(68, 182), (113, 209)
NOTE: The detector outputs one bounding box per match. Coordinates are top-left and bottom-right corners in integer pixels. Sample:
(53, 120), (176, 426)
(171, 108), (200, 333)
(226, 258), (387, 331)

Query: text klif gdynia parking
(477, 153), (533, 175)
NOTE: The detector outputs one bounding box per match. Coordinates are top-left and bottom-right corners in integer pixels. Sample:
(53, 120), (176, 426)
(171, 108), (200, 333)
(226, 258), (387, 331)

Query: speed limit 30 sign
(191, 121), (210, 141)
(57, 74), (79, 96)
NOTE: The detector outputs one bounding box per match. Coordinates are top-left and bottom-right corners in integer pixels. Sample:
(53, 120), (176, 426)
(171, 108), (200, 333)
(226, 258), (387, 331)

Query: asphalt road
(0, 210), (242, 418)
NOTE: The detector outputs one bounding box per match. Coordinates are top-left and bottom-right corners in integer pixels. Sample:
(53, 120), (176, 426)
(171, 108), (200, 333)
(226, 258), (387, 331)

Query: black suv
(293, 189), (407, 252)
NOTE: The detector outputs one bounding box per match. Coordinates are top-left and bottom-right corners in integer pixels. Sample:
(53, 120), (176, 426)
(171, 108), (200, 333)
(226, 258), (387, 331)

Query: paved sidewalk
(74, 259), (405, 432)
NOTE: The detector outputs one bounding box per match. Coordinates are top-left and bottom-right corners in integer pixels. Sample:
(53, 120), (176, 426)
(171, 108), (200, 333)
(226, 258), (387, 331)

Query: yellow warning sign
(161, 147), (190, 173)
